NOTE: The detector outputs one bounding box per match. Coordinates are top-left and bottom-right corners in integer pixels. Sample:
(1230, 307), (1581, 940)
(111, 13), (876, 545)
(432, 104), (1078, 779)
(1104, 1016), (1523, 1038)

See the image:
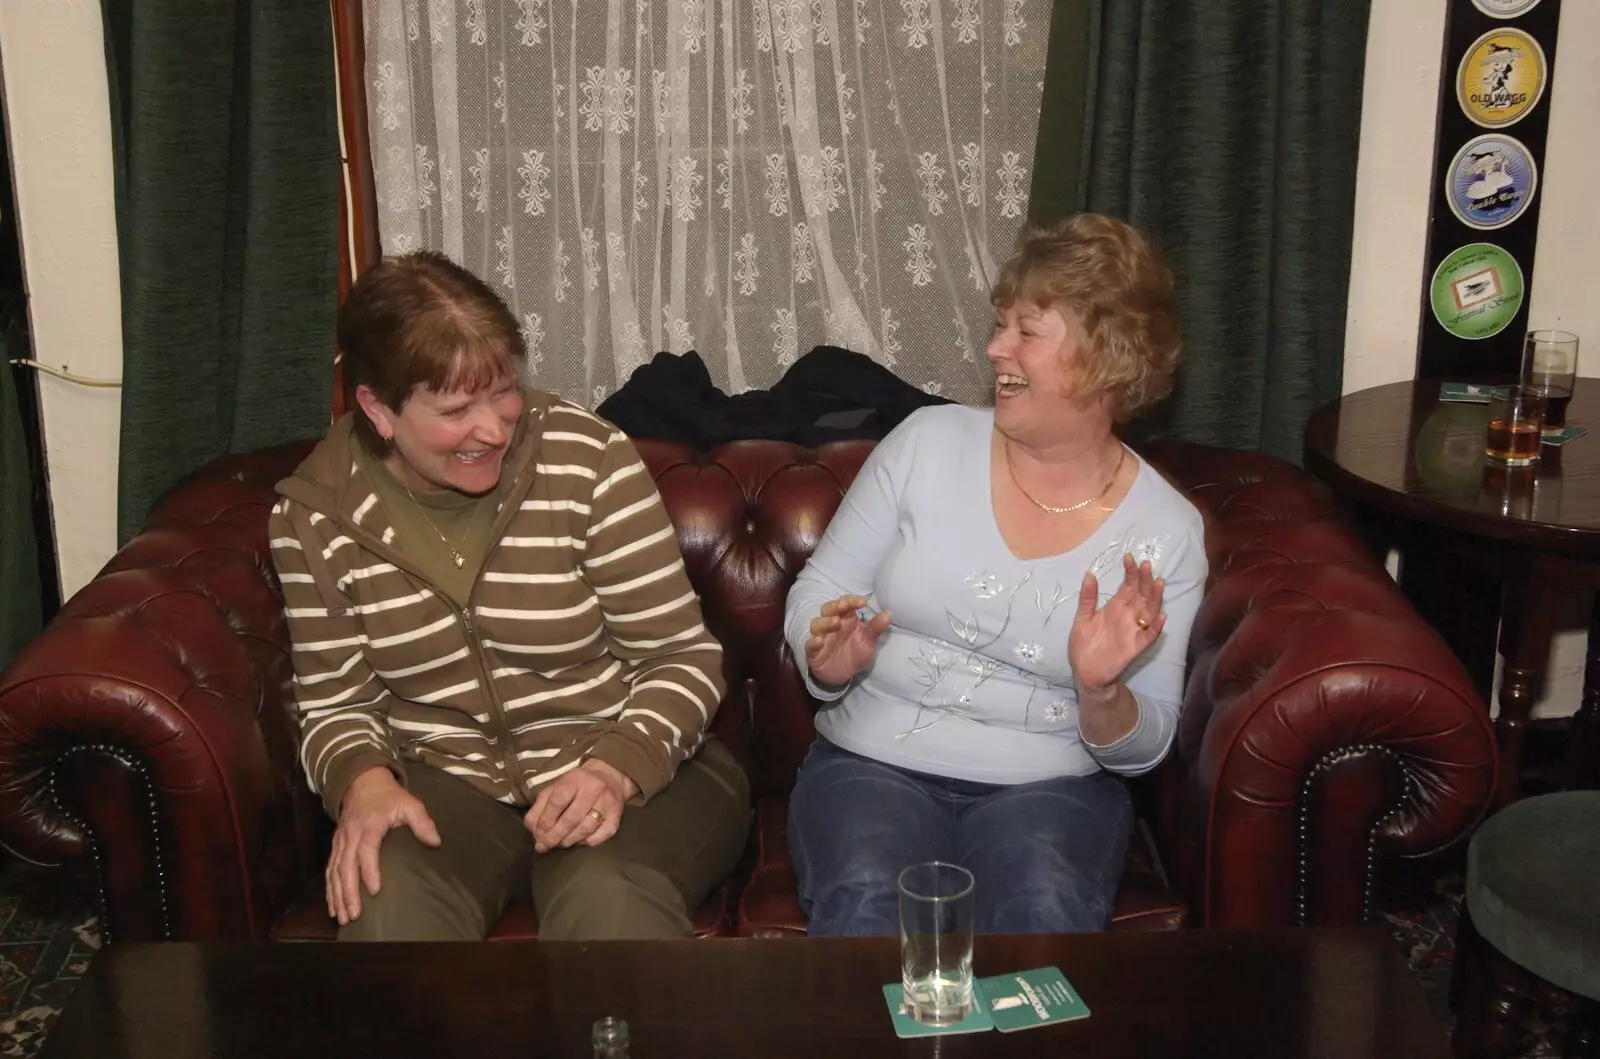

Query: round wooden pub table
(1305, 378), (1600, 807)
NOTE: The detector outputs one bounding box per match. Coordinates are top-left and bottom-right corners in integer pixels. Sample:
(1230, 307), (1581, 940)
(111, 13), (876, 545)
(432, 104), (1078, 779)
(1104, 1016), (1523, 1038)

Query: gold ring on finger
(1135, 616), (1150, 630)
(586, 808), (605, 823)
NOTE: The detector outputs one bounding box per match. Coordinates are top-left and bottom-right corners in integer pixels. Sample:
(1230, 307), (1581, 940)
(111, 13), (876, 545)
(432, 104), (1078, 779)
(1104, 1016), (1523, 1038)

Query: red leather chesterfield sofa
(0, 436), (1496, 943)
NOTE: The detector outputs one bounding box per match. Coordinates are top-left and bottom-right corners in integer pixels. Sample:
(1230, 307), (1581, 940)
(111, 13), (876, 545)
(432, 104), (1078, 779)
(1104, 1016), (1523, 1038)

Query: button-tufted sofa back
(0, 432), (1496, 941)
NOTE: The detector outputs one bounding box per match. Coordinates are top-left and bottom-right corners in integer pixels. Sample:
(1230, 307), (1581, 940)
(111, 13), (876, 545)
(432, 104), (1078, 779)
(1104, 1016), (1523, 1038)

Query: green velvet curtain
(0, 345), (43, 670)
(1032, 0), (1371, 462)
(103, 1), (339, 540)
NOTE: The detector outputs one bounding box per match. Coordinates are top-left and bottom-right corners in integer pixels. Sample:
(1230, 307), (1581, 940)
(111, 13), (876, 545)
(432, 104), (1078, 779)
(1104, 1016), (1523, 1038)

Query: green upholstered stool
(1452, 791), (1600, 1058)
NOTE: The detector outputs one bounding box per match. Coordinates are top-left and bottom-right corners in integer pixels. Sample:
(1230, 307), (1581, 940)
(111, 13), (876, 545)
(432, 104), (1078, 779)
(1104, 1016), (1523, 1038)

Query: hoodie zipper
(299, 406), (549, 804)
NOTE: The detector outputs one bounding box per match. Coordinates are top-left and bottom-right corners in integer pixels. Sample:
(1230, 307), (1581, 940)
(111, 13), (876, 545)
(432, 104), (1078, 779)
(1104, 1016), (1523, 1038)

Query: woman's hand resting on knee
(805, 594), (893, 689)
(328, 766), (441, 926)
(525, 758), (638, 853)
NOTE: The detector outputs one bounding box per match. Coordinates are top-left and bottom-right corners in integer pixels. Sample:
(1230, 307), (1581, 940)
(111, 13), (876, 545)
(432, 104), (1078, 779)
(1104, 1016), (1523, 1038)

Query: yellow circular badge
(1458, 29), (1547, 128)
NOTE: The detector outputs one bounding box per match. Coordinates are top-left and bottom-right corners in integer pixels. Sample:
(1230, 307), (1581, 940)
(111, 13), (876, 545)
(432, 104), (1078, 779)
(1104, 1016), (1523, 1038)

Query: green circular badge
(1430, 243), (1525, 340)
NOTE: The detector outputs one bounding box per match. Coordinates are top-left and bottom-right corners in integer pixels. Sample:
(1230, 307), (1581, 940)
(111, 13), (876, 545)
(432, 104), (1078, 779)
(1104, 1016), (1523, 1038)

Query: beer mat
(1542, 426), (1587, 446)
(882, 984), (994, 1037)
(1440, 382), (1501, 404)
(978, 967), (1092, 1032)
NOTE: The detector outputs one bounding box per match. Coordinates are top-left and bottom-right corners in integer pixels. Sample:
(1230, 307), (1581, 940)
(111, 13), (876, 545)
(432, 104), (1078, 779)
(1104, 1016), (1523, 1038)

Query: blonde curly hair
(991, 214), (1181, 422)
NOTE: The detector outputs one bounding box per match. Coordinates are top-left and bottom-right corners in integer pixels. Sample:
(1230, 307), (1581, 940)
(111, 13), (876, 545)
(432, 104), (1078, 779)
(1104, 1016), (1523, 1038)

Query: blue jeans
(788, 739), (1133, 937)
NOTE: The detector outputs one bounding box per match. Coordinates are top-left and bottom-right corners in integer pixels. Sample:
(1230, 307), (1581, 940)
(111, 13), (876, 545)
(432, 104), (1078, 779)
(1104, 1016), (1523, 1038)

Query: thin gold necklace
(403, 483), (489, 569)
(1005, 441), (1126, 515)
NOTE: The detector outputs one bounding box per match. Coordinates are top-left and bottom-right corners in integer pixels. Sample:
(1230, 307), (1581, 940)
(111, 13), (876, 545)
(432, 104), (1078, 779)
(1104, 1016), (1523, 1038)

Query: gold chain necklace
(1005, 442), (1126, 515)
(403, 483), (489, 569)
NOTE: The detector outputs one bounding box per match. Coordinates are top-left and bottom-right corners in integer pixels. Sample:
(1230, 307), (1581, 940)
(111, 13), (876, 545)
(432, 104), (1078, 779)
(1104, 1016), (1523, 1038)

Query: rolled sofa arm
(1143, 441), (1497, 929)
(0, 449), (319, 941)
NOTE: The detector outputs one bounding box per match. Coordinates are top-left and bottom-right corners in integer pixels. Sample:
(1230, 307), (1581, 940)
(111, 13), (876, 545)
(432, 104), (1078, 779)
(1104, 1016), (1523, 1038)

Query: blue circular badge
(1446, 134), (1538, 231)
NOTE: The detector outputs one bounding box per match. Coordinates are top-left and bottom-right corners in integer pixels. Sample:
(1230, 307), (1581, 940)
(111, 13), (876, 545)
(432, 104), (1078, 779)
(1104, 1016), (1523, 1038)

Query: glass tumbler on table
(1485, 385), (1544, 467)
(1521, 329), (1579, 429)
(898, 862), (975, 1026)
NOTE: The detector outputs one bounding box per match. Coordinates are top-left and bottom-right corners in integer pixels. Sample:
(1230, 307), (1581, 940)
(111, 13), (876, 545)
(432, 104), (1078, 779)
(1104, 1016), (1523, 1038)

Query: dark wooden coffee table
(1305, 378), (1600, 807)
(41, 929), (1443, 1057)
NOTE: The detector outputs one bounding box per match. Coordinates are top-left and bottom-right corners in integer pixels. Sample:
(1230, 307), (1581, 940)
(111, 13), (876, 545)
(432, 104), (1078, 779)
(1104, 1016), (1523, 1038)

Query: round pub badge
(1430, 243), (1525, 340)
(1471, 0), (1543, 17)
(1458, 29), (1547, 128)
(1447, 134), (1538, 230)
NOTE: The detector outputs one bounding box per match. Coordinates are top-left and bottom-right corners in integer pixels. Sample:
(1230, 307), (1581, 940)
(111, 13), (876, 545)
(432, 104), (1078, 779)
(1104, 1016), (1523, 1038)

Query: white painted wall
(1344, 0), (1599, 718)
(1342, 0), (1450, 395)
(0, 0), (123, 597)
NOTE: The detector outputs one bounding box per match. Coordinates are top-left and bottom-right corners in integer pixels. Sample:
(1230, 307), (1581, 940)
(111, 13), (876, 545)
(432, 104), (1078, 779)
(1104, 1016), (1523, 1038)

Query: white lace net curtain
(366, 0), (1048, 408)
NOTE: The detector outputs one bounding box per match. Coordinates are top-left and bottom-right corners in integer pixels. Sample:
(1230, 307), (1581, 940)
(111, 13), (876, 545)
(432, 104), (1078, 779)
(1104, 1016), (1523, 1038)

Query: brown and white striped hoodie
(268, 391), (726, 819)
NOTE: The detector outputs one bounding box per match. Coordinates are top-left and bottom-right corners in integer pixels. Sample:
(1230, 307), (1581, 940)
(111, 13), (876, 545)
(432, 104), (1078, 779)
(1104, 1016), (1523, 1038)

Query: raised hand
(1068, 553), (1166, 693)
(327, 765), (442, 926)
(805, 594), (893, 689)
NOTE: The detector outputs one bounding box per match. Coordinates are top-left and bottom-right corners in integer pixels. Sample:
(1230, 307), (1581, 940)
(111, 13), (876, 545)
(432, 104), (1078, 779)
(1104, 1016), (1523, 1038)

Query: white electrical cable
(7, 358), (123, 388)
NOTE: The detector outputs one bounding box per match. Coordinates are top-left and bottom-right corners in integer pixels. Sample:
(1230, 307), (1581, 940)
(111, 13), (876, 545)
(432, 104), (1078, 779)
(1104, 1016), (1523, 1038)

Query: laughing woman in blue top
(785, 214), (1207, 936)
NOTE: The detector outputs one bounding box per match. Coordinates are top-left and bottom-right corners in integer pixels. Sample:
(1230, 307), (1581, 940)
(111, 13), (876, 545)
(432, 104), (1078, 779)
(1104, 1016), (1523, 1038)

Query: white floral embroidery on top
(1013, 641), (1042, 663)
(1034, 582), (1074, 623)
(1045, 699), (1070, 722)
(910, 646), (955, 689)
(1131, 534), (1169, 570)
(948, 612), (979, 645)
(965, 570), (1004, 600)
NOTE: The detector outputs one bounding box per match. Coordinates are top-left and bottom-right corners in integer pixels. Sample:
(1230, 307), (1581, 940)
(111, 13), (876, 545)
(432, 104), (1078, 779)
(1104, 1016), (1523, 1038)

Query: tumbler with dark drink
(1521, 329), (1579, 429)
(1485, 386), (1544, 466)
(1539, 390), (1573, 429)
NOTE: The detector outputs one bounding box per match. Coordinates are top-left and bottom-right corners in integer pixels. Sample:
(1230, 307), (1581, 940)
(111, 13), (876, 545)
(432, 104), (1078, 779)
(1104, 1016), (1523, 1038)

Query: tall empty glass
(898, 862), (975, 1026)
(1522, 329), (1579, 429)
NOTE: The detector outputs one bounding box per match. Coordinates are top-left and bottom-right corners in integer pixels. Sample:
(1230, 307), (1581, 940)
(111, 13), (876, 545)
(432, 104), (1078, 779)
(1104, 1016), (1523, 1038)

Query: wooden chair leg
(1452, 911), (1533, 1059)
(1453, 908), (1600, 1058)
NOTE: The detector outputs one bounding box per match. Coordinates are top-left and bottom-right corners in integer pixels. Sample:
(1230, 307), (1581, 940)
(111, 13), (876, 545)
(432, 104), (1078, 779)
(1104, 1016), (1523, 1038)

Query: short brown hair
(338, 250), (526, 447)
(991, 214), (1181, 421)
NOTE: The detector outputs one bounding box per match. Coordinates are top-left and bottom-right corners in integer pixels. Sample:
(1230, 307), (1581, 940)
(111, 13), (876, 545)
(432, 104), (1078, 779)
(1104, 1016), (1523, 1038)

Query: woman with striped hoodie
(269, 251), (748, 941)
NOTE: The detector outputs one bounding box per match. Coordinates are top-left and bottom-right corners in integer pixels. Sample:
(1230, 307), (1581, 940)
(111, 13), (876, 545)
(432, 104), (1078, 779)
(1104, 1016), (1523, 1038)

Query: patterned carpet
(0, 859), (99, 1058)
(0, 856), (1554, 1057)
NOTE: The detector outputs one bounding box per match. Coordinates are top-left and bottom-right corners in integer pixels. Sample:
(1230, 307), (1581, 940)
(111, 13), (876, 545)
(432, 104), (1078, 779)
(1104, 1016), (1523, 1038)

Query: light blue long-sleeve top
(784, 404), (1208, 784)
